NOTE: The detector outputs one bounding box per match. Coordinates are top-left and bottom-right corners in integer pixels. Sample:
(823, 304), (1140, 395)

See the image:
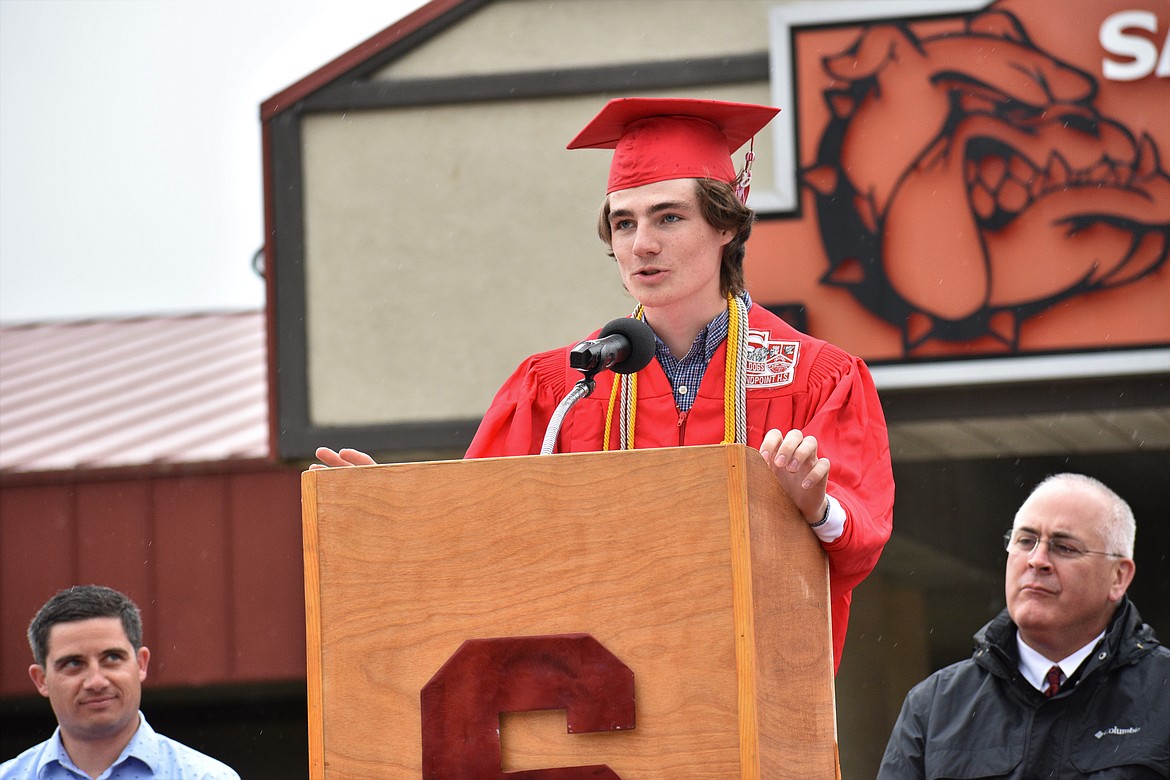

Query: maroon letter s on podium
(421, 633), (635, 779)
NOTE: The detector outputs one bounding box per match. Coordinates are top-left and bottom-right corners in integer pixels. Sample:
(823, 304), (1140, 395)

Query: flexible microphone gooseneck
(541, 318), (656, 455)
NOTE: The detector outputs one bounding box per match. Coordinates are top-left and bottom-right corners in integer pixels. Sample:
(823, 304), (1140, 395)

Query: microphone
(540, 318), (654, 454)
(569, 317), (656, 377)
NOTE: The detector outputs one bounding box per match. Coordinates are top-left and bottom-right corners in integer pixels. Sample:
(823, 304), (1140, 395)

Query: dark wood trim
(299, 54), (771, 112)
(281, 419), (478, 463)
(269, 110), (312, 461)
(260, 0), (484, 121)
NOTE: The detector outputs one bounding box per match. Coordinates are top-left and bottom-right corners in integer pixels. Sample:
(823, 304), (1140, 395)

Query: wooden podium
(302, 444), (838, 778)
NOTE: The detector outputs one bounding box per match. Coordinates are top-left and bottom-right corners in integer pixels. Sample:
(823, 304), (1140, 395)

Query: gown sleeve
(801, 341), (894, 592)
(794, 342), (895, 669)
(465, 348), (571, 458)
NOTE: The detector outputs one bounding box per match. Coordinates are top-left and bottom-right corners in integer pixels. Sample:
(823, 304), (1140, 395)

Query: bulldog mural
(797, 3), (1170, 355)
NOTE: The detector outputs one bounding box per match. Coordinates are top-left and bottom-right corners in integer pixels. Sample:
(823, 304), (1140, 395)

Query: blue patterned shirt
(0, 713), (239, 780)
(653, 294), (748, 412)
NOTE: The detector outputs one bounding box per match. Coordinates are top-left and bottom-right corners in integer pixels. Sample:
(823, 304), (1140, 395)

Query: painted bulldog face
(805, 7), (1170, 352)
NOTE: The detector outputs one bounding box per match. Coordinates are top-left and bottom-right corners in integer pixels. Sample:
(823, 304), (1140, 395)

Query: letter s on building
(1100, 10), (1170, 81)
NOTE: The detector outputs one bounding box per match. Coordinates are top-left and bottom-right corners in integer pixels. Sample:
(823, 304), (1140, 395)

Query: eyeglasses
(1003, 531), (1124, 561)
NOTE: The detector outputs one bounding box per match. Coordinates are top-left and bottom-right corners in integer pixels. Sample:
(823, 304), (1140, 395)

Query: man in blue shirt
(1, 585), (238, 780)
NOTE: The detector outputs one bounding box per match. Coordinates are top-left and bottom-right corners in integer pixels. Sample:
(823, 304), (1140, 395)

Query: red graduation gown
(466, 304), (894, 672)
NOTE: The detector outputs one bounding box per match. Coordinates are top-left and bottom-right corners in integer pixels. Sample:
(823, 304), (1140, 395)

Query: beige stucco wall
(301, 0), (778, 427)
(372, 0), (784, 78)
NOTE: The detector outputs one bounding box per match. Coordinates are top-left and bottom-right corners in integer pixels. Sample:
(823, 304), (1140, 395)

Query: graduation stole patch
(745, 329), (800, 388)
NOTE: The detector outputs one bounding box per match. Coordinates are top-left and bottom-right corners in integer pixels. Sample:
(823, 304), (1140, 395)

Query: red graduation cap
(567, 97), (780, 195)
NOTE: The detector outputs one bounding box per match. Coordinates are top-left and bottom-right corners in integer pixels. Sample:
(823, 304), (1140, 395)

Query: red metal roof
(0, 311), (268, 474)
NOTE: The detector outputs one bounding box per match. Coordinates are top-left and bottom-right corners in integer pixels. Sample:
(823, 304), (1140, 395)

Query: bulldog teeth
(1133, 133), (1160, 182)
(1041, 151), (1072, 191)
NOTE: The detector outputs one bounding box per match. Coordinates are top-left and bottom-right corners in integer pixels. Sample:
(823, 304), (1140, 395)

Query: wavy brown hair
(596, 178), (755, 297)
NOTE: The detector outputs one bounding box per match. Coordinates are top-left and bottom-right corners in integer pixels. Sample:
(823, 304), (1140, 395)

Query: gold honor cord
(603, 294), (747, 451)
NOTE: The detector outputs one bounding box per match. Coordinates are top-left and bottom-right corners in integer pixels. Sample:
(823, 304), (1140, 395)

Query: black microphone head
(598, 317), (656, 374)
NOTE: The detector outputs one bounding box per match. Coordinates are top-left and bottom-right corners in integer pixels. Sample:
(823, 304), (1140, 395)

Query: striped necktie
(1043, 665), (1063, 698)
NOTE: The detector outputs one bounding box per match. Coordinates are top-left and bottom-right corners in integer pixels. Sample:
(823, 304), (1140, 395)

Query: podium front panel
(302, 444), (836, 778)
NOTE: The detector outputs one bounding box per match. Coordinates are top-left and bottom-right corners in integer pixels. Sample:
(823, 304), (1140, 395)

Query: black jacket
(877, 598), (1170, 779)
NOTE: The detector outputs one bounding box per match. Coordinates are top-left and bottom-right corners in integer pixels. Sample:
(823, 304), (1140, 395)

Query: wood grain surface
(302, 444), (837, 778)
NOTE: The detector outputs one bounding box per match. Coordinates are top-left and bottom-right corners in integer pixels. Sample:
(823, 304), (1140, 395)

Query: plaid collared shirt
(653, 293), (750, 412)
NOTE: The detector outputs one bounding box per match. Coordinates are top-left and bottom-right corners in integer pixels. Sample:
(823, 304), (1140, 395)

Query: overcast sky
(0, 0), (428, 324)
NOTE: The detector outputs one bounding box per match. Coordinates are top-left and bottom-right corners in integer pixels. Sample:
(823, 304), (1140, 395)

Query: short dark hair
(28, 585), (143, 667)
(596, 178), (755, 297)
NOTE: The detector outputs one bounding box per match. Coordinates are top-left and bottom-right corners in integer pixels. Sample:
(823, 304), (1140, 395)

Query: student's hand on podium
(759, 428), (830, 526)
(310, 447), (377, 470)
